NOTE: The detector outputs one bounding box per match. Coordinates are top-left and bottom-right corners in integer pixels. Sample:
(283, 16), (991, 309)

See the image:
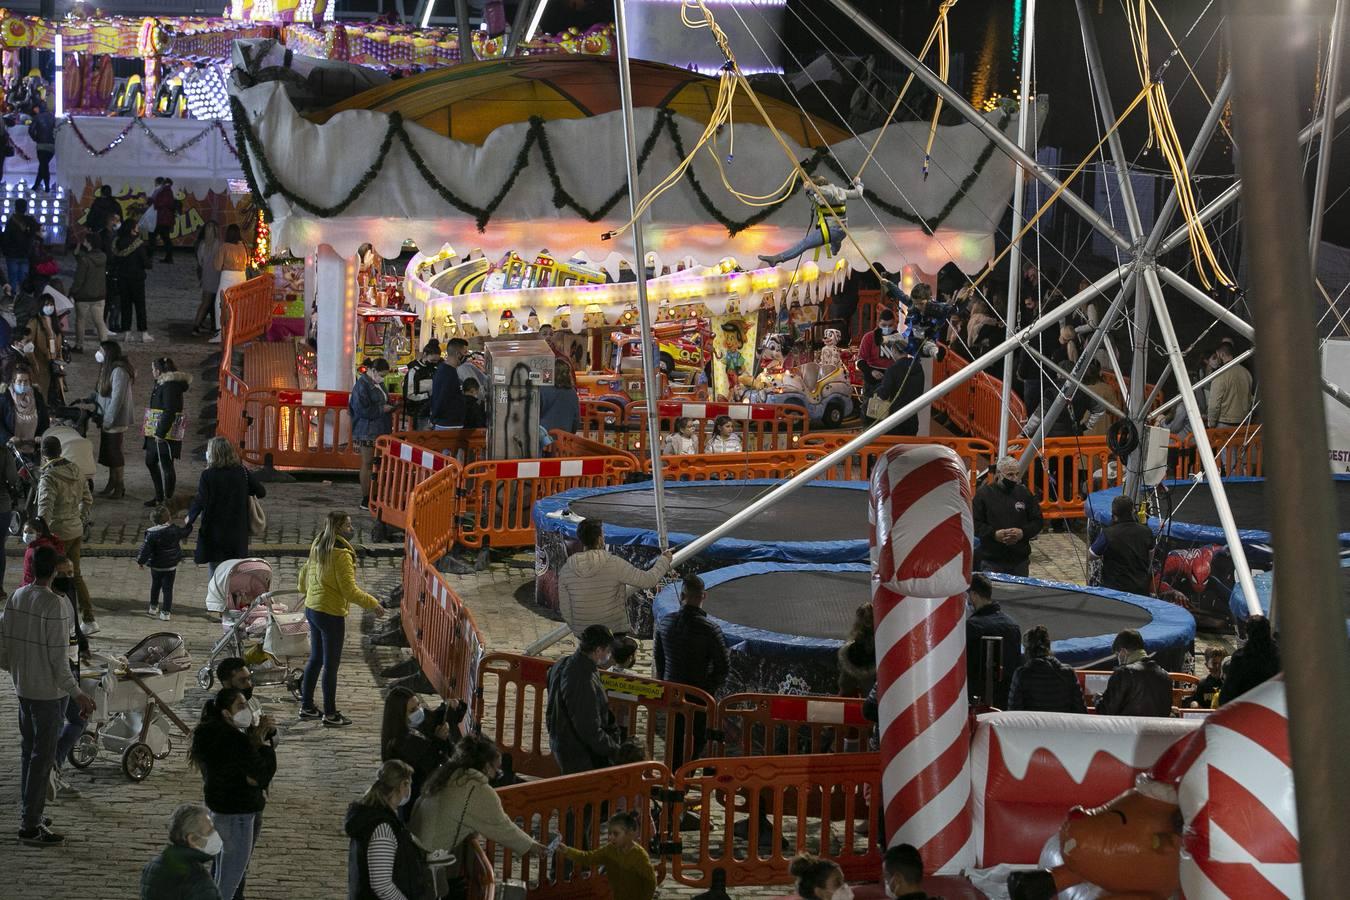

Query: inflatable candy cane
(869, 445), (975, 873)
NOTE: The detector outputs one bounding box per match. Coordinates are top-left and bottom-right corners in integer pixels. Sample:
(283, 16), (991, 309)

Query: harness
(812, 198), (847, 261)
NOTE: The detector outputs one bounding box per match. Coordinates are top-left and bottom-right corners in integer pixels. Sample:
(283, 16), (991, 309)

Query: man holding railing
(557, 518), (672, 638)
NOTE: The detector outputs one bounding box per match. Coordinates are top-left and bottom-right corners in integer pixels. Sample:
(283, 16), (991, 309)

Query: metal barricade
(457, 456), (637, 549)
(369, 436), (460, 534)
(713, 694), (873, 757)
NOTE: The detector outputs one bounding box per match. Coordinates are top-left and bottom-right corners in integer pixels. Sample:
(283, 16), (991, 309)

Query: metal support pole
(823, 0), (1134, 253)
(455, 0), (473, 65)
(671, 268), (1126, 564)
(1148, 348), (1254, 419)
(503, 0), (537, 55)
(1311, 0), (1346, 269)
(1122, 276), (1151, 497)
(999, 0), (1037, 456)
(614, 0), (668, 551)
(1076, 0), (1144, 240)
(1141, 266), (1260, 613)
(1227, 4), (1350, 891)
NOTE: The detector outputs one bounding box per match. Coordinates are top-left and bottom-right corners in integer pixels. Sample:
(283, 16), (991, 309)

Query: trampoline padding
(1085, 476), (1350, 547)
(533, 480), (871, 564)
(1229, 560), (1350, 637)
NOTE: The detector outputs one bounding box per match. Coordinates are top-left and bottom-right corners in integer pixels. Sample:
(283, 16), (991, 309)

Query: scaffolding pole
(1311, 0), (1346, 269)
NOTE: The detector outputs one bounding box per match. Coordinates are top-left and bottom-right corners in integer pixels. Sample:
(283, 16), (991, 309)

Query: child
(1185, 647), (1227, 709)
(661, 417), (699, 455)
(706, 414), (743, 454)
(20, 515), (64, 587)
(136, 505), (192, 621)
(610, 635), (640, 677)
(462, 377), (487, 429)
(559, 811), (656, 900)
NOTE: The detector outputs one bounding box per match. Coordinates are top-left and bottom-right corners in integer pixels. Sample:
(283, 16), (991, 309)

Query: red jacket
(21, 534), (64, 586)
(858, 327), (895, 376)
(152, 186), (176, 229)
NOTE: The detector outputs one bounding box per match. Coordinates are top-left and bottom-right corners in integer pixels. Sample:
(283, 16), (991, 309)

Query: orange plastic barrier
(369, 436), (461, 533)
(217, 369), (249, 451)
(475, 652), (717, 778)
(457, 455), (637, 549)
(1009, 436), (1122, 520)
(488, 762), (671, 896)
(1075, 669), (1201, 711)
(625, 400), (809, 462)
(220, 274), (274, 352)
(801, 433), (996, 486)
(546, 430), (640, 468)
(578, 398), (627, 446)
(658, 448), (830, 482)
(1180, 425), (1263, 477)
(931, 347), (1027, 445)
(240, 388), (359, 471)
(388, 427), (487, 462)
(713, 694), (874, 757)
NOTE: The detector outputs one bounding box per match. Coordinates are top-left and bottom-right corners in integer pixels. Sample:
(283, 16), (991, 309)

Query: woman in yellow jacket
(298, 511), (385, 727)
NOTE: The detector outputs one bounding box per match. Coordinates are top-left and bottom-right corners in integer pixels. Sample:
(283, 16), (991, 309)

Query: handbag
(865, 391), (896, 420)
(432, 783), (478, 900)
(248, 495), (267, 537)
(142, 408), (187, 442)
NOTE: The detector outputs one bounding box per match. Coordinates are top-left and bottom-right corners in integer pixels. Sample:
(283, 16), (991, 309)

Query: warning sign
(600, 671), (664, 700)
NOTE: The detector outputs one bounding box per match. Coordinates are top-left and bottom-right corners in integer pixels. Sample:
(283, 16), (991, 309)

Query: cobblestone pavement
(0, 258), (1200, 898)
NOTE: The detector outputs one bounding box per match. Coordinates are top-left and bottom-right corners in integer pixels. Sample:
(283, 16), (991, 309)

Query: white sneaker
(82, 620), (100, 635)
(146, 605), (158, 617)
(158, 611), (171, 622)
(105, 332), (121, 341)
(208, 331), (222, 344)
(141, 332), (154, 342)
(51, 772), (80, 800)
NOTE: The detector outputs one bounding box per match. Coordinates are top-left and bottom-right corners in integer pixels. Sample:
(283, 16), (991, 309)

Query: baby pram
(68, 632), (194, 782)
(198, 559), (308, 700)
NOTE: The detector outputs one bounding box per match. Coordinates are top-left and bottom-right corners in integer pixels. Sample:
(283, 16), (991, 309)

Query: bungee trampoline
(650, 563), (1196, 695)
(1228, 559), (1350, 637)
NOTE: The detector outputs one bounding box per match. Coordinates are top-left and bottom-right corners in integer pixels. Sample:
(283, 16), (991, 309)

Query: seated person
(883, 842), (937, 900)
(1095, 629), (1173, 717)
(706, 415), (743, 454)
(1007, 625), (1087, 713)
(661, 416), (699, 455)
(1185, 647), (1226, 709)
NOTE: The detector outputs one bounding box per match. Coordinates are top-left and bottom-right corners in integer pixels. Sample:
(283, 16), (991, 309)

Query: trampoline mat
(704, 571), (1153, 641)
(1165, 479), (1350, 535)
(568, 484), (867, 544)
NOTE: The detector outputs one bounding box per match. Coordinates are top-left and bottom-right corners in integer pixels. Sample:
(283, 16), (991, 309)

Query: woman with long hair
(344, 760), (432, 900)
(411, 733), (544, 861)
(92, 339), (134, 498)
(143, 356), (191, 507)
(186, 435), (266, 575)
(836, 603), (876, 698)
(788, 852), (851, 899)
(193, 221), (222, 335)
(1007, 625), (1087, 713)
(211, 223), (249, 344)
(379, 686), (455, 812)
(188, 686), (277, 900)
(0, 361), (48, 453)
(298, 511), (385, 727)
(111, 217), (152, 341)
(1219, 615), (1282, 704)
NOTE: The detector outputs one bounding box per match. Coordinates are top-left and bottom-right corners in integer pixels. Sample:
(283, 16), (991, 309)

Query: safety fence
(1076, 670), (1203, 712)
(369, 436), (462, 534)
(931, 349), (1027, 445)
(802, 433), (997, 486)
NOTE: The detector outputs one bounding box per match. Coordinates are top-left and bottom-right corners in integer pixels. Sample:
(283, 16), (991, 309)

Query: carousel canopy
(232, 56), (1043, 273)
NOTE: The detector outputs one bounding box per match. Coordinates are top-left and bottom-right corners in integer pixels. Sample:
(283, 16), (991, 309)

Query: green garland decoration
(229, 96), (1012, 238)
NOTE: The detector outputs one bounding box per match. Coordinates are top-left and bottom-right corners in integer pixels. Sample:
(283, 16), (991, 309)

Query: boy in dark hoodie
(137, 505), (192, 621)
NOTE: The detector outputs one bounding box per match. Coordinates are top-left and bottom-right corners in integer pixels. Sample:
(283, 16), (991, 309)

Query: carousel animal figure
(817, 327), (844, 373)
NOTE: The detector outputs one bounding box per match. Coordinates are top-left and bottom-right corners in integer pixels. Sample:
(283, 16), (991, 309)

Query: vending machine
(484, 339), (555, 460)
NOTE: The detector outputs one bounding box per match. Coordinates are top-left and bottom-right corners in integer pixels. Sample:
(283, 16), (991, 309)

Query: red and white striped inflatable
(1164, 677), (1302, 898)
(869, 445), (975, 873)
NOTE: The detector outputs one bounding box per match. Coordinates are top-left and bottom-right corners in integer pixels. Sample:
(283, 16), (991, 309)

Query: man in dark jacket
(1090, 494), (1156, 595)
(2, 198), (39, 289)
(964, 573), (1023, 708)
(428, 339), (466, 429)
(882, 843), (936, 900)
(86, 185), (121, 237)
(654, 574), (729, 766)
(402, 340), (440, 430)
(1096, 629), (1173, 717)
(545, 624), (620, 774)
(973, 456), (1044, 576)
(140, 803), (223, 900)
(1007, 625), (1087, 713)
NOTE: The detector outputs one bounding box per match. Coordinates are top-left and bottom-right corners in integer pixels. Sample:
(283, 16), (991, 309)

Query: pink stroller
(197, 559), (309, 699)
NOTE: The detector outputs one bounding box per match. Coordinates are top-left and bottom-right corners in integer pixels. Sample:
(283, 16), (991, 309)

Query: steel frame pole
(1311, 0), (1346, 269)
(672, 267), (1127, 564)
(1122, 276), (1151, 497)
(822, 0), (1134, 253)
(1141, 265), (1260, 612)
(504, 0), (538, 56)
(1076, 0), (1144, 241)
(455, 0), (472, 64)
(999, 0), (1037, 456)
(614, 0), (668, 551)
(1227, 3), (1350, 892)
(1022, 346), (1129, 418)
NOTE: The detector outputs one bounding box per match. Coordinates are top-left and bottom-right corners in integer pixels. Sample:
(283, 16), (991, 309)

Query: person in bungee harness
(758, 174), (863, 267)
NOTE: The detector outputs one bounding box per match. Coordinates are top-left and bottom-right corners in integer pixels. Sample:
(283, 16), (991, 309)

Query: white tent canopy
(54, 116), (245, 198)
(231, 78), (1044, 271)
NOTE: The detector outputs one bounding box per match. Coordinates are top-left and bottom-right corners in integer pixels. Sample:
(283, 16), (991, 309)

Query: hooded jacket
(36, 456), (92, 542)
(1096, 653), (1174, 717)
(556, 549), (672, 635)
(140, 843), (222, 900)
(189, 717), (276, 814)
(146, 370), (191, 448)
(545, 649), (620, 774)
(1008, 655), (1087, 713)
(70, 248), (108, 302)
(298, 537), (379, 617)
(344, 801), (432, 900)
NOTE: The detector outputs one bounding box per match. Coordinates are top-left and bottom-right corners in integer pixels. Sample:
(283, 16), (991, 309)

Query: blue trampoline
(1228, 560), (1350, 637)
(652, 562), (1196, 695)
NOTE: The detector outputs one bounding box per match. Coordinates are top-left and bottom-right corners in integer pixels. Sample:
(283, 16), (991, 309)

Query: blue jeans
(210, 810), (261, 900)
(17, 696), (63, 830)
(763, 223), (844, 265)
(301, 607), (345, 716)
(55, 693), (85, 773)
(5, 257), (27, 291)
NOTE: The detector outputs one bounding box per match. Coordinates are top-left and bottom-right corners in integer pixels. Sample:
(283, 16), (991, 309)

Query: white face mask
(408, 706), (426, 729)
(231, 707), (255, 730)
(21, 531), (36, 545)
(12, 382), (28, 395)
(831, 886), (855, 900)
(41, 304), (54, 316)
(20, 342), (33, 354)
(398, 788), (413, 808)
(94, 350), (105, 364)
(198, 829), (224, 856)
(880, 325), (895, 335)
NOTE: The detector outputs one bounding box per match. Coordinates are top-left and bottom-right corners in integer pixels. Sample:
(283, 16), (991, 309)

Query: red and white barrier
(654, 401), (779, 421)
(869, 445), (975, 873)
(275, 389), (353, 408)
(486, 458), (609, 479)
(389, 439), (452, 472)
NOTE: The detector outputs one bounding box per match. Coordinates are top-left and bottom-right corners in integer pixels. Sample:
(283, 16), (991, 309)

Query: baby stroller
(199, 559), (308, 700)
(68, 632), (194, 782)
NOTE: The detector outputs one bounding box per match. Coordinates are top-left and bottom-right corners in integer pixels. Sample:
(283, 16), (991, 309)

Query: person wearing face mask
(545, 624), (622, 774)
(20, 515), (63, 584)
(0, 359), (48, 450)
(972, 456), (1044, 578)
(881, 843), (935, 900)
(36, 435), (95, 630)
(788, 852), (853, 900)
(857, 306), (900, 406)
(1094, 629), (1173, 717)
(91, 340), (135, 499)
(140, 802), (226, 900)
(345, 760), (433, 900)
(143, 356), (191, 508)
(297, 511), (386, 727)
(379, 686), (457, 814)
(189, 686), (277, 900)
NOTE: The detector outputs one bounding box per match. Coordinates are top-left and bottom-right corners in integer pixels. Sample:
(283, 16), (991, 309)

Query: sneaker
(158, 611), (171, 622)
(82, 620), (101, 636)
(51, 772), (80, 800)
(141, 332), (154, 342)
(146, 604), (158, 617)
(358, 499), (369, 510)
(322, 712), (353, 728)
(18, 824), (65, 846)
(208, 332), (222, 344)
(298, 706), (322, 721)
